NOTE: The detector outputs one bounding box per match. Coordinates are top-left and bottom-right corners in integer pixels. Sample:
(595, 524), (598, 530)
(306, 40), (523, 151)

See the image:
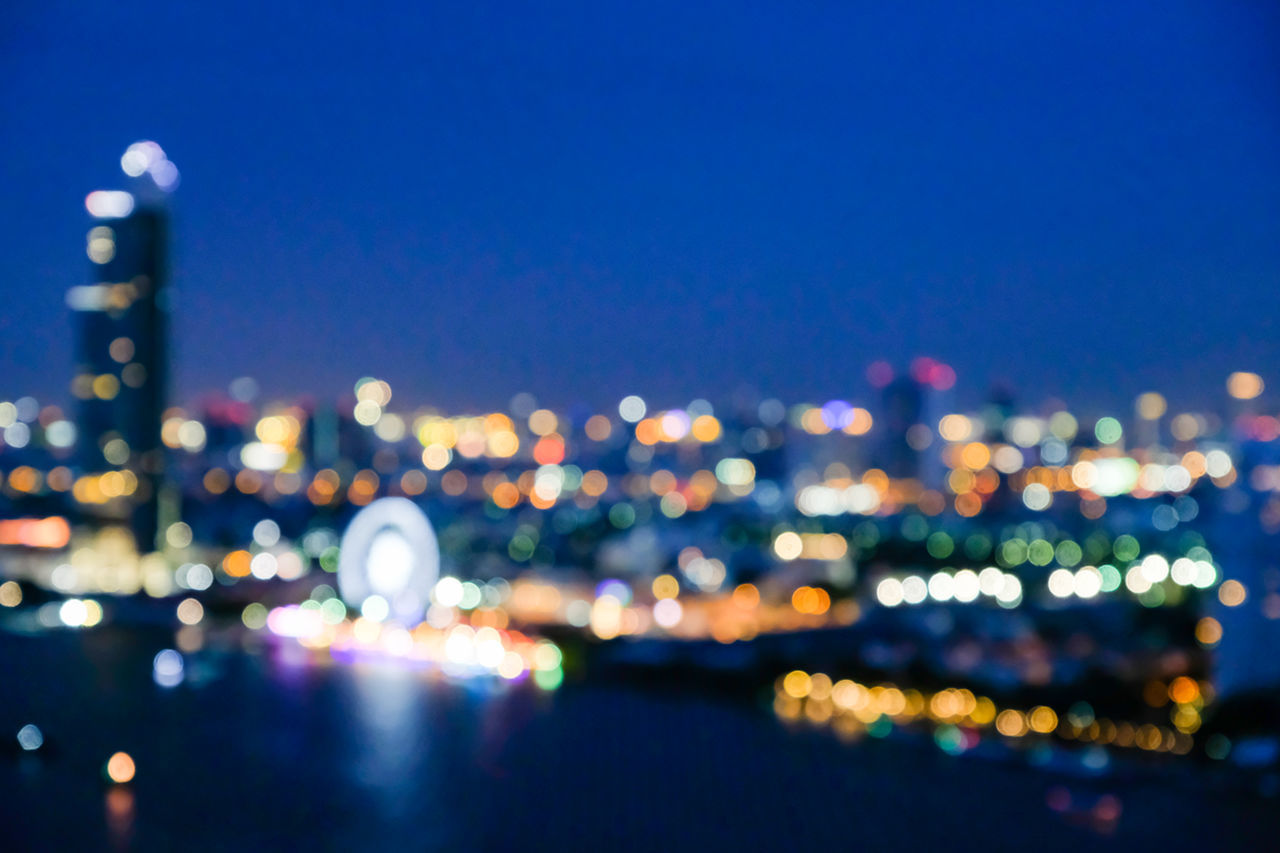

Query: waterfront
(1, 627), (1273, 852)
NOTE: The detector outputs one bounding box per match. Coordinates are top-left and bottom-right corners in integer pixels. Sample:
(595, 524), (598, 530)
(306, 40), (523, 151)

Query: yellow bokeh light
(732, 583), (760, 609)
(1136, 392), (1167, 420)
(487, 430), (519, 458)
(959, 442), (991, 470)
(995, 709), (1027, 737)
(1195, 616), (1222, 646)
(690, 415), (721, 442)
(791, 586), (820, 613)
(782, 670), (811, 699)
(1028, 705), (1058, 734)
(417, 419), (457, 448)
(106, 751), (135, 784)
(652, 574), (680, 600)
(634, 418), (661, 445)
(491, 481), (520, 509)
(842, 408), (873, 436)
(948, 468), (975, 494)
(256, 415), (300, 445)
(528, 409), (558, 437)
(800, 408), (830, 435)
(1168, 676), (1199, 705)
(223, 550), (251, 578)
(1218, 579), (1246, 607)
(1170, 413), (1200, 441)
(93, 374), (120, 400)
(1227, 372), (1264, 400)
(808, 673), (833, 701)
(970, 696), (997, 725)
(0, 580), (22, 607)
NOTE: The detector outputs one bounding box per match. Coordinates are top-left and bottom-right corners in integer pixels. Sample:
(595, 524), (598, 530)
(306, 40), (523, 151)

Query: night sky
(1, 1), (1277, 416)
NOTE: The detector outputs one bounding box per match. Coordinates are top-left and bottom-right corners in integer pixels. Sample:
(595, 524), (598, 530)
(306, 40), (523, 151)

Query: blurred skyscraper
(875, 358), (954, 490)
(67, 143), (179, 551)
(880, 373), (923, 481)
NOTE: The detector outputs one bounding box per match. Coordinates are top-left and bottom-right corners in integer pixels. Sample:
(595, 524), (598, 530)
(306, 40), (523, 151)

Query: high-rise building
(876, 358), (954, 489)
(880, 372), (923, 480)
(67, 143), (178, 551)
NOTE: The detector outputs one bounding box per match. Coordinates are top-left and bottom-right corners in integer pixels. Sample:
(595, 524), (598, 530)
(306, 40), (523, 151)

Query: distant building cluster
(2, 144), (1280, 764)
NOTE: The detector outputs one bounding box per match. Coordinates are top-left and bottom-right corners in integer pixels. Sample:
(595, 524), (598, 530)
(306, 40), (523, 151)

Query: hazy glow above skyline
(1, 1), (1277, 413)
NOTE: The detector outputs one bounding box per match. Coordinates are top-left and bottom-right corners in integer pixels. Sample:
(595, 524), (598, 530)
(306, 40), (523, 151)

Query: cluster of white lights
(682, 555), (727, 592)
(1040, 555), (1216, 601)
(796, 483), (882, 516)
(1065, 453), (1233, 498)
(876, 568), (1022, 608)
(1124, 555), (1217, 595)
(421, 576), (512, 625)
(533, 465), (565, 501)
(1046, 566), (1107, 599)
(175, 562), (214, 591)
(84, 190), (135, 219)
(51, 598), (104, 628)
(120, 140), (179, 190)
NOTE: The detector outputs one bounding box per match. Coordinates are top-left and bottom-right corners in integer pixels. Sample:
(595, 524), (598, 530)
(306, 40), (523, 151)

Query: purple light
(820, 400), (854, 430)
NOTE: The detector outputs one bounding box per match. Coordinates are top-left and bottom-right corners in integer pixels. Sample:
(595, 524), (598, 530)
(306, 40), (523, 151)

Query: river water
(0, 626), (1273, 851)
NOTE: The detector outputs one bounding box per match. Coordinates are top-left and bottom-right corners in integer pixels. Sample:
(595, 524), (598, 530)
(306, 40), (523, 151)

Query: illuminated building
(68, 143), (178, 550)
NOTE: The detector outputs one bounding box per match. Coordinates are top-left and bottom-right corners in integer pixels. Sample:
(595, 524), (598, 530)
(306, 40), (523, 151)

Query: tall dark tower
(880, 372), (924, 480)
(68, 142), (178, 552)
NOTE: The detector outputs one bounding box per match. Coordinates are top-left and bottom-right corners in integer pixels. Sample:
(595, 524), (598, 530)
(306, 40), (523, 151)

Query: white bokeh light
(367, 528), (414, 597)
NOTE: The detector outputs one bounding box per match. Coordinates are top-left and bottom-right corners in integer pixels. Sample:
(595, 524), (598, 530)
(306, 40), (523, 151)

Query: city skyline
(2, 2), (1278, 413)
(5, 7), (1280, 849)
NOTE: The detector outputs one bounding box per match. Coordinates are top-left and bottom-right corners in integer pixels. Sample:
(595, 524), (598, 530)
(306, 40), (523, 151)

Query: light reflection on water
(104, 785), (134, 851)
(345, 662), (432, 807)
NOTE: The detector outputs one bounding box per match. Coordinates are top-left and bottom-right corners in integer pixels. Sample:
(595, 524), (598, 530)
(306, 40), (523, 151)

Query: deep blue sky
(1, 1), (1277, 415)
